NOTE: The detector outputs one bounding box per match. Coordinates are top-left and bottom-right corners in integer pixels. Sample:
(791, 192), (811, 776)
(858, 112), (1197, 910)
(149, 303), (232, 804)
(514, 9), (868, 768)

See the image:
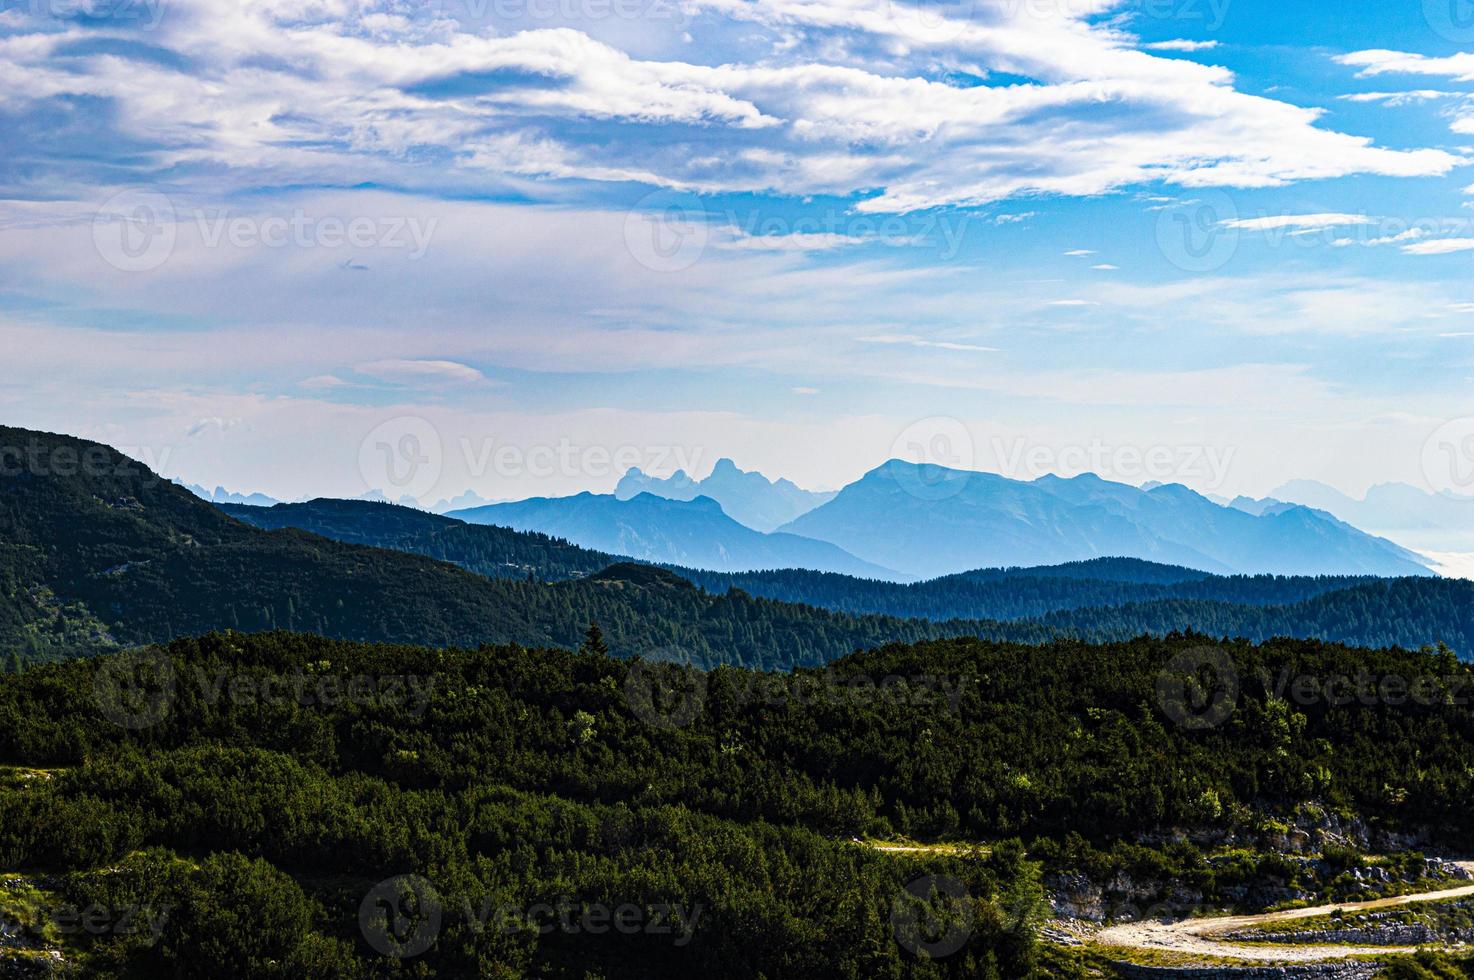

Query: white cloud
(1091, 263), (1119, 270)
(858, 334), (999, 352)
(719, 232), (866, 251)
(791, 386), (820, 394)
(1063, 249), (1096, 256)
(1403, 238), (1474, 255)
(1339, 90), (1455, 105)
(300, 374), (350, 389)
(1330, 228), (1427, 248)
(1222, 213), (1375, 231)
(1338, 50), (1474, 83)
(356, 359), (487, 385)
(0, 0), (1454, 217)
(1144, 40), (1220, 52)
(1047, 299), (1098, 306)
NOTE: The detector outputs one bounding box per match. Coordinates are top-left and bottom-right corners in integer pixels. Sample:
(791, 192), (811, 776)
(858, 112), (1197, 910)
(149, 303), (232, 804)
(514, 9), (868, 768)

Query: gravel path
(1094, 863), (1474, 964)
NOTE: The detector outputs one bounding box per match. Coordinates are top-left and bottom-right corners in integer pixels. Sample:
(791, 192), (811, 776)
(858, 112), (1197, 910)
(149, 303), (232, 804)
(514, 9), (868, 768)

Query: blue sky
(4, 0), (1474, 504)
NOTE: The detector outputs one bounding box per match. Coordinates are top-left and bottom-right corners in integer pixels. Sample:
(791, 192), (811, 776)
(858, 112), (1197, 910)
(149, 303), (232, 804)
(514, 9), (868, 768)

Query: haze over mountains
(448, 490), (896, 578)
(441, 458), (1433, 580)
(779, 462), (1431, 579)
(4, 426), (1473, 670)
(614, 457), (835, 532)
(1268, 480), (1474, 553)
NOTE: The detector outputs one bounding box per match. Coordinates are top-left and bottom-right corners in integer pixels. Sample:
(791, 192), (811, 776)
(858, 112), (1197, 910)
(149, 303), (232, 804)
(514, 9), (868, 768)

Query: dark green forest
(3, 630), (1474, 976)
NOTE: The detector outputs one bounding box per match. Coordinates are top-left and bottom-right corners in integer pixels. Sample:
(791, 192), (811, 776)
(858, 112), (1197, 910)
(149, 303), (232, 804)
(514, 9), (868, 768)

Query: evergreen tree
(580, 621), (609, 657)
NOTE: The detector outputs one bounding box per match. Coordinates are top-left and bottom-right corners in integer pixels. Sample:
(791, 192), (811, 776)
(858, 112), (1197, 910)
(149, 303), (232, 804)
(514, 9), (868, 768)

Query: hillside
(0, 427), (1025, 670)
(220, 497), (619, 582)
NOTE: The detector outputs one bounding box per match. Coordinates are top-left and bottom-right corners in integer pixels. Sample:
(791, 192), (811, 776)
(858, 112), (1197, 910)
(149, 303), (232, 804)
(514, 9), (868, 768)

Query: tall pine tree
(579, 622), (609, 658)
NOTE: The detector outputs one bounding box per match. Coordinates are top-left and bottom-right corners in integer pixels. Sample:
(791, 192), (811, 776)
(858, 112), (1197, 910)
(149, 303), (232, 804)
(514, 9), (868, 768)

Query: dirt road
(1094, 863), (1474, 964)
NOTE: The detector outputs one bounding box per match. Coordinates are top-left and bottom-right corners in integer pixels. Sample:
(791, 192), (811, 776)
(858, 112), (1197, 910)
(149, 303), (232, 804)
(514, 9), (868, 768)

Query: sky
(4, 0), (1474, 505)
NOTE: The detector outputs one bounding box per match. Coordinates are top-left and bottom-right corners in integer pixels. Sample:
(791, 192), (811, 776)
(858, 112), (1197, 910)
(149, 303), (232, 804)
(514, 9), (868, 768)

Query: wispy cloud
(1144, 40), (1220, 52)
(356, 359), (488, 385)
(1402, 238), (1474, 255)
(858, 334), (1000, 352)
(1223, 214), (1376, 231)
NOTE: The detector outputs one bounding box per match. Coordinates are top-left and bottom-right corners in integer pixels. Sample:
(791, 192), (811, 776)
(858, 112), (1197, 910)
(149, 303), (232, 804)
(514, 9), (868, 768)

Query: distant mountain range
(185, 457), (1437, 583)
(614, 457), (835, 532)
(777, 462), (1432, 580)
(448, 491), (897, 578)
(1269, 480), (1474, 552)
(224, 499), (1474, 657)
(178, 482), (280, 508)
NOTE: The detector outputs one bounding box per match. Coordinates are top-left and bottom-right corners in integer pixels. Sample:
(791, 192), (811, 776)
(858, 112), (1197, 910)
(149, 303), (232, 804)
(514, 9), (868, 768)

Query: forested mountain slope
(0, 427), (1022, 669)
